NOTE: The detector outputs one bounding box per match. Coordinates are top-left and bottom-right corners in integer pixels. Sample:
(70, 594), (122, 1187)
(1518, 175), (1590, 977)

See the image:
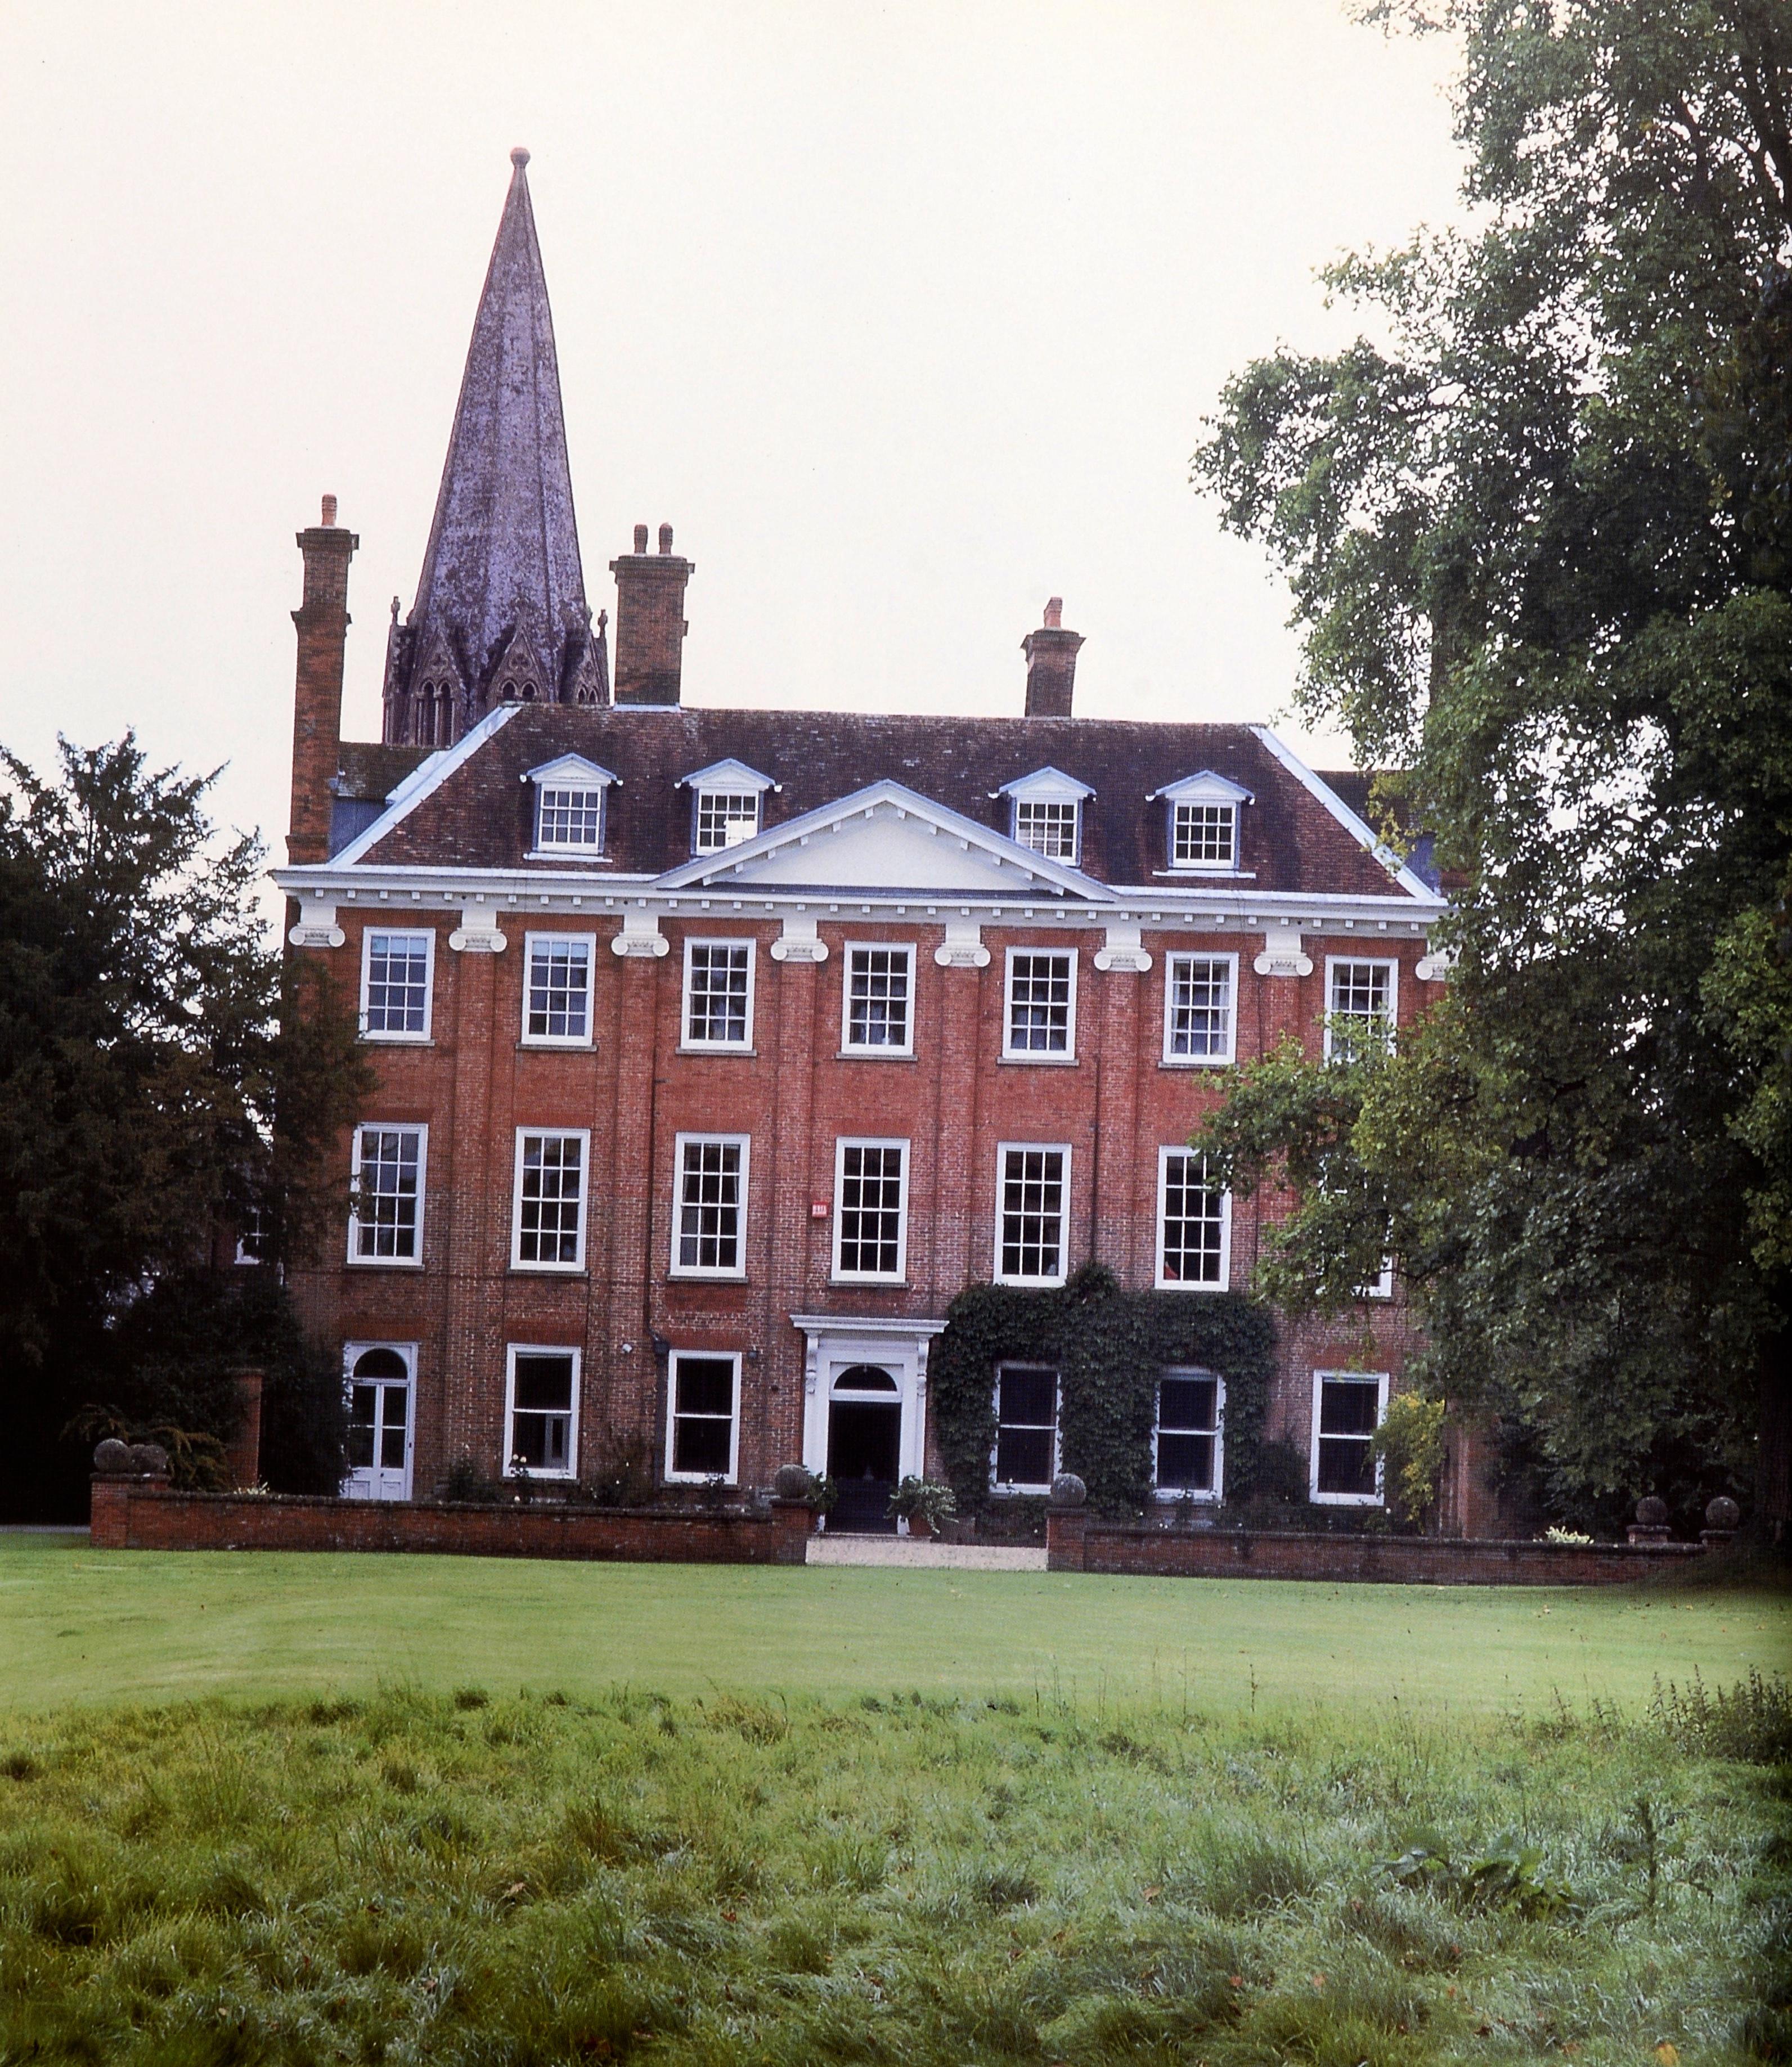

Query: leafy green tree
(1192, 2), (1792, 1534)
(0, 736), (366, 1517)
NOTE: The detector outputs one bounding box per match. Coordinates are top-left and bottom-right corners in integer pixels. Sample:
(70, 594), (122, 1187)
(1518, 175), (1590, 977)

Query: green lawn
(2, 1533), (1784, 1715)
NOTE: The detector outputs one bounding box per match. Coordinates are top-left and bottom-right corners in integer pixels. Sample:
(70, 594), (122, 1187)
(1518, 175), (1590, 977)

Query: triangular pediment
(654, 780), (1113, 899)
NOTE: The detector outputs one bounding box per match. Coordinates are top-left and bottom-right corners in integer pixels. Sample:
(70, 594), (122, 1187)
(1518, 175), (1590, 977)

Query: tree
(1192, 1), (1792, 1535)
(0, 736), (366, 1517)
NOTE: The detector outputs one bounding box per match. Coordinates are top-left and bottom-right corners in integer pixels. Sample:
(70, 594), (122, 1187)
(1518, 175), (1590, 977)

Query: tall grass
(0, 1685), (1782, 2064)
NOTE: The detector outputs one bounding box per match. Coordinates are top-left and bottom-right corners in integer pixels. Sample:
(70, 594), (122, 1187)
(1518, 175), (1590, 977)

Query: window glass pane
(846, 948), (910, 1048)
(1319, 1378), (1381, 1436)
(537, 787), (603, 847)
(1173, 802), (1235, 865)
(1160, 1152), (1224, 1283)
(1157, 1432), (1214, 1490)
(1006, 953), (1072, 1053)
(695, 792), (760, 852)
(677, 1140), (743, 1270)
(672, 1414), (733, 1475)
(675, 1358), (735, 1418)
(514, 1354), (574, 1412)
(365, 933), (430, 1034)
(685, 944), (752, 1045)
(517, 1134), (584, 1264)
(837, 1143), (905, 1275)
(1013, 799), (1079, 859)
(354, 1128), (421, 1259)
(526, 938), (590, 1040)
(999, 1148), (1065, 1279)
(1167, 955), (1232, 1057)
(347, 1385), (376, 1468)
(1159, 1376), (1218, 1431)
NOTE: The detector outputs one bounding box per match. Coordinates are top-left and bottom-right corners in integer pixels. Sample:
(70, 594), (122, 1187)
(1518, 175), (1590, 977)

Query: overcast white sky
(1, 2), (1465, 866)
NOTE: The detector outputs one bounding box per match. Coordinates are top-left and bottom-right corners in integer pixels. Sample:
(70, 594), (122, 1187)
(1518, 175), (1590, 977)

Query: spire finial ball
(511, 147), (531, 168)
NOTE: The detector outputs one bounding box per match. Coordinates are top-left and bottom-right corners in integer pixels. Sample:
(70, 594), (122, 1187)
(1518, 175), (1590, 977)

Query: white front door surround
(791, 1315), (946, 1488)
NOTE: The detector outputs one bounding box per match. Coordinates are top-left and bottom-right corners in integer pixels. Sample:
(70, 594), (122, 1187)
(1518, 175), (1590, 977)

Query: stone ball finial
(1705, 1495), (1741, 1531)
(511, 147), (531, 168)
(1049, 1472), (1087, 1509)
(1635, 1495), (1670, 1527)
(127, 1442), (170, 1479)
(93, 1437), (131, 1475)
(771, 1463), (815, 1502)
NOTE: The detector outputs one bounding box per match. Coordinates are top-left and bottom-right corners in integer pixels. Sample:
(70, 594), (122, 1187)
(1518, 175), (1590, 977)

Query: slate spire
(382, 149), (607, 744)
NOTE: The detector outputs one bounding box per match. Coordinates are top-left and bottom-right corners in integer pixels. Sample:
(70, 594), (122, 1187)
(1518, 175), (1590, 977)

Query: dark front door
(827, 1399), (902, 1532)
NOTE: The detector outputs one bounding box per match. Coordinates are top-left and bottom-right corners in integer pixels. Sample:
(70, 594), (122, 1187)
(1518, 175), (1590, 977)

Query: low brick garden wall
(1045, 1509), (1710, 1584)
(90, 1477), (813, 1565)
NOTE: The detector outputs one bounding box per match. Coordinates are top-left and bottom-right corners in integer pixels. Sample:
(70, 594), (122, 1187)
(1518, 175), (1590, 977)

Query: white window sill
(835, 1049), (917, 1062)
(994, 1276), (1067, 1290)
(677, 1044), (758, 1058)
(1155, 868), (1255, 880)
(524, 850), (615, 864)
(346, 1257), (424, 1270)
(829, 1276), (909, 1288)
(518, 1038), (596, 1052)
(664, 1475), (740, 1488)
(1151, 1488), (1220, 1503)
(998, 1052), (1079, 1067)
(668, 1270), (749, 1283)
(990, 1483), (1055, 1498)
(1309, 1493), (1385, 1508)
(508, 1264), (589, 1277)
(1159, 1054), (1233, 1070)
(360, 1033), (434, 1046)
(1153, 1278), (1231, 1293)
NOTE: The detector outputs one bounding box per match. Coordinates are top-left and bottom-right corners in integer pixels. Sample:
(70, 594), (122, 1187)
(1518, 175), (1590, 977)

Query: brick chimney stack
(288, 496), (358, 865)
(609, 522), (694, 706)
(1023, 596), (1083, 718)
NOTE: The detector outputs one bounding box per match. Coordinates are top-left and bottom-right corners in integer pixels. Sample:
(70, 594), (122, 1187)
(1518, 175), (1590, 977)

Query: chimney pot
(1044, 596), (1062, 628)
(321, 493), (338, 528)
(659, 523), (674, 554)
(634, 523), (649, 553)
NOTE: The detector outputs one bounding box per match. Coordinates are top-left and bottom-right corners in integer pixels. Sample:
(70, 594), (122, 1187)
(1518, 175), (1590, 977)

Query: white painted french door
(343, 1344), (416, 1500)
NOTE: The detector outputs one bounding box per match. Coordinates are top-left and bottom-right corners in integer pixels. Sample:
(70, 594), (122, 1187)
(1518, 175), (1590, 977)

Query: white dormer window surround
(525, 754), (620, 857)
(994, 768), (1094, 866)
(676, 759), (779, 856)
(1148, 771), (1255, 875)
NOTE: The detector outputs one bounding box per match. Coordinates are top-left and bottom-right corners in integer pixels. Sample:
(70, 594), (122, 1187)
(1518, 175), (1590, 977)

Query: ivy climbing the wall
(928, 1262), (1275, 1516)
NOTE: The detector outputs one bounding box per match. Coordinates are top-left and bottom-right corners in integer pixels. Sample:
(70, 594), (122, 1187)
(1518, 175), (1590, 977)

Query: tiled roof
(348, 706), (1417, 898)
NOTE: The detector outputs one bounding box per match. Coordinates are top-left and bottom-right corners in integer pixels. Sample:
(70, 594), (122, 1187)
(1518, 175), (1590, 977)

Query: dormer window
(677, 759), (778, 857)
(1149, 771), (1255, 874)
(995, 767), (1094, 867)
(526, 755), (621, 856)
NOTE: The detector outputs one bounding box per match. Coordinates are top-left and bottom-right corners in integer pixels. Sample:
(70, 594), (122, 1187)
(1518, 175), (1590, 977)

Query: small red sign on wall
(811, 1201), (830, 1220)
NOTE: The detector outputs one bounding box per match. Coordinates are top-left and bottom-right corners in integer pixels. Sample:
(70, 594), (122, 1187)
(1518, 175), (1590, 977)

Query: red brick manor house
(278, 153), (1467, 1534)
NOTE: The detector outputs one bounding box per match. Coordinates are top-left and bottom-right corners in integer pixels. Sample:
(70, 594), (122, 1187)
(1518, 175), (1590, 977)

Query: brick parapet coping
(1044, 1506), (1712, 1584)
(90, 1477), (813, 1565)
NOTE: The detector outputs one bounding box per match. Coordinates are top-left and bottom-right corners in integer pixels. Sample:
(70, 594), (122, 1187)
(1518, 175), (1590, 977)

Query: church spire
(383, 149), (607, 744)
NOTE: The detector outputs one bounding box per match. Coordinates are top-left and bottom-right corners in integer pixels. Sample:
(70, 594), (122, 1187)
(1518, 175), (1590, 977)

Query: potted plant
(888, 1476), (957, 1539)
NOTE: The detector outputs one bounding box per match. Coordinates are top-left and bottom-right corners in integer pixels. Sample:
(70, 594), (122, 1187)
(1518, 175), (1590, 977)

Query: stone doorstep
(807, 1536), (1047, 1570)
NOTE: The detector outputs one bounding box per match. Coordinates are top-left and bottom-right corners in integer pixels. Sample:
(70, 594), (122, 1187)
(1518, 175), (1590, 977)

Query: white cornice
(272, 859), (1444, 934)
